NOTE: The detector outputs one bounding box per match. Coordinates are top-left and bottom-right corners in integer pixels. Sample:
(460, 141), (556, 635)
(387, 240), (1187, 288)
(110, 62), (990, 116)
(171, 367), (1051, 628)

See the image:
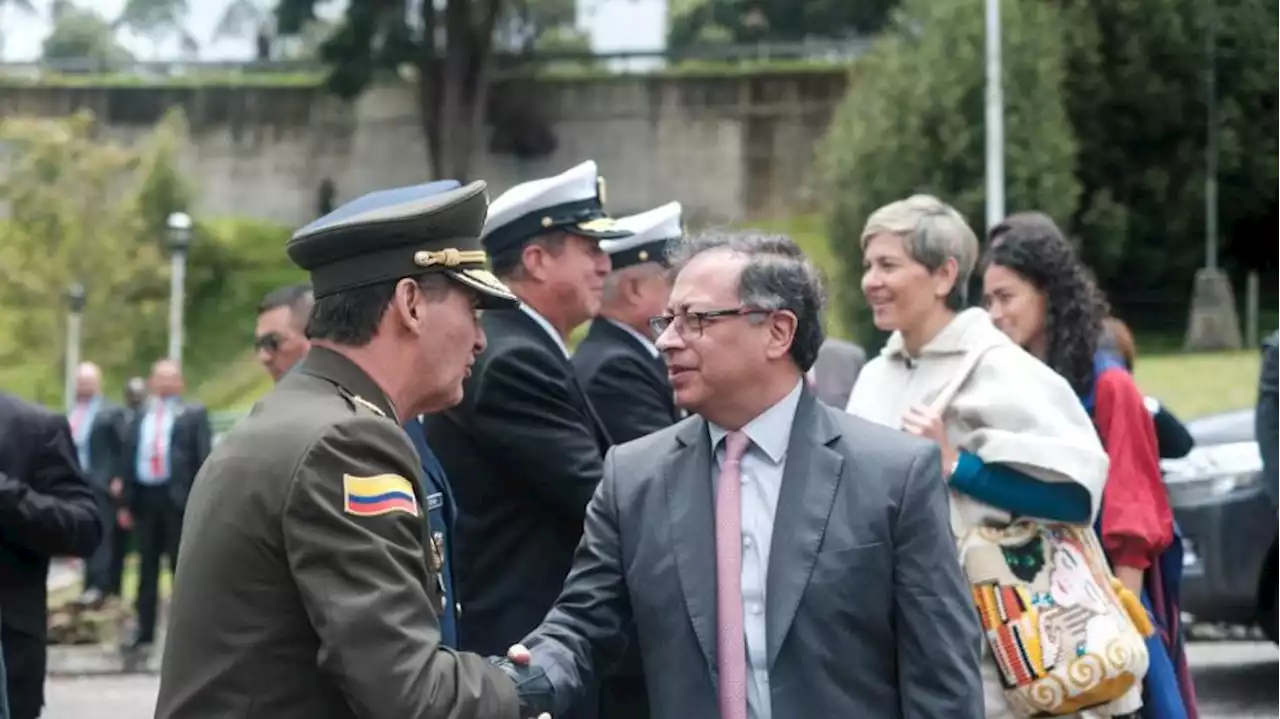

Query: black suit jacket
(0, 393), (102, 715)
(572, 318), (678, 445)
(424, 309), (612, 660)
(80, 400), (129, 492)
(123, 399), (213, 512)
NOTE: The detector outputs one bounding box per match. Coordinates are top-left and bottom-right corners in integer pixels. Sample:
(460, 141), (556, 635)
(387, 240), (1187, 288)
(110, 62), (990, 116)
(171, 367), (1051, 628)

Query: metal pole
(984, 0), (1005, 231)
(168, 250), (187, 364)
(1246, 270), (1259, 347)
(64, 312), (82, 411)
(1204, 0), (1218, 269)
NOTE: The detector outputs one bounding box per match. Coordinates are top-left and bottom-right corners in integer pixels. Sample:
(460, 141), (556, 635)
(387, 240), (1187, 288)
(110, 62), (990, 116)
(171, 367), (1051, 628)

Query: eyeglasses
(254, 332), (283, 353)
(648, 307), (773, 337)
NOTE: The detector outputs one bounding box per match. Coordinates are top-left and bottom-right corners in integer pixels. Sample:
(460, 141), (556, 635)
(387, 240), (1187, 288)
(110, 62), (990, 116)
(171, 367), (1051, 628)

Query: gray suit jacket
(810, 338), (866, 408)
(524, 388), (983, 719)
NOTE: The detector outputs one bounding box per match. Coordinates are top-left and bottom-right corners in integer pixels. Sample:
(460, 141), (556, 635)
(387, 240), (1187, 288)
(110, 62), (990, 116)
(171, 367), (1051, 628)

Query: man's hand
(487, 643), (553, 719)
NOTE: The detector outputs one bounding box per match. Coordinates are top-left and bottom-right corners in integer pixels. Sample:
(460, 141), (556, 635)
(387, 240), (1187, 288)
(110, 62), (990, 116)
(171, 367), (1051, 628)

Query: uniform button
(456, 603), (463, 615)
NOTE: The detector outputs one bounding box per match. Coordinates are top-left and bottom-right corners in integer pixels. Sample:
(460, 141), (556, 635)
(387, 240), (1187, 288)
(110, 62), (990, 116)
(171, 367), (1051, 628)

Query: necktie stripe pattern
(716, 430), (750, 719)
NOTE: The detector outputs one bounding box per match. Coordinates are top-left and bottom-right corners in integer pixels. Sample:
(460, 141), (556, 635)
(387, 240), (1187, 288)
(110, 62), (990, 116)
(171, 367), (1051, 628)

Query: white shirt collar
(707, 378), (804, 464)
(520, 303), (571, 359)
(605, 318), (660, 359)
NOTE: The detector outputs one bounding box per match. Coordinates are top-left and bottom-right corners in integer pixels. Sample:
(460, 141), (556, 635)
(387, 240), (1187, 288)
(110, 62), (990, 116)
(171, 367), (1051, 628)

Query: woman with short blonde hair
(846, 195), (1117, 718)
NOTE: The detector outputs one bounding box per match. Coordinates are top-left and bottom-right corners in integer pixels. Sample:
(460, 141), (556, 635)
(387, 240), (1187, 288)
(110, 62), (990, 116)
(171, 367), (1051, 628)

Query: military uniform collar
(297, 345), (399, 420)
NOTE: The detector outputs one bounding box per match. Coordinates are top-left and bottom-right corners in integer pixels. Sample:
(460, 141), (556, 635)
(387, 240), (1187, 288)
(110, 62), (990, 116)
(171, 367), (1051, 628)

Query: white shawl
(846, 308), (1109, 534)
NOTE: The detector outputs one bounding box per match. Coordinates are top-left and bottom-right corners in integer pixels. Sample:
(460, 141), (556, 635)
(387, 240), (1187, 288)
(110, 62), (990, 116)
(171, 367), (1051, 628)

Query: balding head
(74, 362), (102, 401)
(149, 358), (185, 399)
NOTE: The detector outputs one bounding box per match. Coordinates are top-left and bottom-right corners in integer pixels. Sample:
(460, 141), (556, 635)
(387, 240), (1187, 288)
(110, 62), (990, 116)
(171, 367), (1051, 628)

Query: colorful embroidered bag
(929, 347), (1153, 717)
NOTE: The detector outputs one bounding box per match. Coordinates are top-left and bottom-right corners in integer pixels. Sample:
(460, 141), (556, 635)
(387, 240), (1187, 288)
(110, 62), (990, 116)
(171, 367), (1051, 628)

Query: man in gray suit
(806, 337), (866, 408)
(493, 232), (982, 719)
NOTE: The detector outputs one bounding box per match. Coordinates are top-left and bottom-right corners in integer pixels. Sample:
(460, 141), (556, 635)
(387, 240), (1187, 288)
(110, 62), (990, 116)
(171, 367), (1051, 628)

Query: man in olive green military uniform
(155, 180), (547, 719)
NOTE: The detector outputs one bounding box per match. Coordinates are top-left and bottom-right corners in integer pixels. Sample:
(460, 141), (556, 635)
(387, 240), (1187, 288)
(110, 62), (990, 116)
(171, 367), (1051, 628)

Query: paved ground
(41, 640), (1279, 718)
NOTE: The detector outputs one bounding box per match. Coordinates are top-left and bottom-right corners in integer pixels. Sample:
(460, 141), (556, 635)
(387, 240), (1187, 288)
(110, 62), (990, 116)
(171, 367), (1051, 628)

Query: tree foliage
(0, 110), (194, 405)
(114, 0), (198, 55)
(821, 0), (1080, 347)
(1057, 0), (1278, 291)
(275, 0), (579, 179)
(43, 1), (135, 67)
(669, 0), (899, 48)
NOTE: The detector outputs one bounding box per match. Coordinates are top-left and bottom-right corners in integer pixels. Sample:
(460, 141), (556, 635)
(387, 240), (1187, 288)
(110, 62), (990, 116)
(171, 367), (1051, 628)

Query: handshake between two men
(488, 643), (556, 719)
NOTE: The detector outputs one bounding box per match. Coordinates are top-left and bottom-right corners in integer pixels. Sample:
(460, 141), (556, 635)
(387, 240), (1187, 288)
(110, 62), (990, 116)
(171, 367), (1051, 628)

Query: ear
(764, 310), (798, 361)
(934, 257), (960, 301)
(521, 243), (552, 283)
(390, 278), (424, 334)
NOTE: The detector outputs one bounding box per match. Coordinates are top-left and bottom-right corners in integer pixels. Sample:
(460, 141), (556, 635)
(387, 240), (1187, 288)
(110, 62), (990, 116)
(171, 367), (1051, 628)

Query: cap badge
(638, 250), (649, 261)
(596, 176), (607, 205)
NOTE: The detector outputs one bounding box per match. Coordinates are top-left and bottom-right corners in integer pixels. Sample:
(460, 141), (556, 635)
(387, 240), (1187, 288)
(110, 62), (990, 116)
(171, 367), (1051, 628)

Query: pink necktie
(716, 430), (750, 719)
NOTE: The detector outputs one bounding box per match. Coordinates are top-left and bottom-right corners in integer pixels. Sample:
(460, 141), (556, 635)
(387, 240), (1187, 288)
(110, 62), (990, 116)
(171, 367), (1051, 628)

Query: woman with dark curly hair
(982, 217), (1198, 719)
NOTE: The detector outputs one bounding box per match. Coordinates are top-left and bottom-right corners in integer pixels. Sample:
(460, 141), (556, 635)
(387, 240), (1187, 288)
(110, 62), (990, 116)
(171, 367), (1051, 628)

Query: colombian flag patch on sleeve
(343, 473), (420, 517)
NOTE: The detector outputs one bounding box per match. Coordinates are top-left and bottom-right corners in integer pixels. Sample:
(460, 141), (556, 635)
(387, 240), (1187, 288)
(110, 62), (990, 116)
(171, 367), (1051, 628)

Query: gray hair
(860, 194), (978, 310)
(601, 261), (665, 305)
(667, 231), (827, 372)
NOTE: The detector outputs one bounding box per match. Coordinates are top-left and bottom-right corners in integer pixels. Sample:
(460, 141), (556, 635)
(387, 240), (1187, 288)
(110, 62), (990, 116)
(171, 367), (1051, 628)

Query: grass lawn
(1134, 350), (1262, 420)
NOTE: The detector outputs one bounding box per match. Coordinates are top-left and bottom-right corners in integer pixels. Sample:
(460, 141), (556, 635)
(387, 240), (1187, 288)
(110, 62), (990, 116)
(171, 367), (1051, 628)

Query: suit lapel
(665, 417), (719, 673)
(764, 391), (844, 669)
(594, 319), (677, 421)
(502, 311), (615, 448)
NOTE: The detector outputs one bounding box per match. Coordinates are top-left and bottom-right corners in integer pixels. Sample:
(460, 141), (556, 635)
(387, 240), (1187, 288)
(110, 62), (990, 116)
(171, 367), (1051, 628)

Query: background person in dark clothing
(573, 201), (682, 444)
(255, 283), (314, 382)
(121, 359), (212, 649)
(1258, 331), (1278, 508)
(0, 392), (102, 719)
(424, 161), (625, 719)
(67, 362), (129, 606)
(107, 378), (148, 600)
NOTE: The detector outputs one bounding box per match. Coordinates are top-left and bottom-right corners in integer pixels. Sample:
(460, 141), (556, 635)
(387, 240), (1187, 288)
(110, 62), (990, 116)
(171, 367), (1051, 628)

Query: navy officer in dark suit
(574, 201), (682, 449)
(424, 160), (629, 719)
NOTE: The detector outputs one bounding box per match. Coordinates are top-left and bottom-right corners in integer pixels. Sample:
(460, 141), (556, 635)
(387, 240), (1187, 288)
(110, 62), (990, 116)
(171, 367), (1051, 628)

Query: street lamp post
(64, 282), (86, 412)
(1182, 0), (1241, 350)
(166, 212), (193, 365)
(984, 0), (1005, 232)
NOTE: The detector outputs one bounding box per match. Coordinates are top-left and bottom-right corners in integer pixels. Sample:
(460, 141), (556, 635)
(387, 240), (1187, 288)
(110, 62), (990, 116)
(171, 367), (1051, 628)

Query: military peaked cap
(287, 180), (518, 309)
(602, 201), (683, 270)
(481, 161), (633, 260)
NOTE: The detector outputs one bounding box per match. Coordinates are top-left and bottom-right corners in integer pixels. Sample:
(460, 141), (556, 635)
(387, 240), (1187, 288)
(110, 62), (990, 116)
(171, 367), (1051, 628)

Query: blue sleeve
(949, 451), (1091, 524)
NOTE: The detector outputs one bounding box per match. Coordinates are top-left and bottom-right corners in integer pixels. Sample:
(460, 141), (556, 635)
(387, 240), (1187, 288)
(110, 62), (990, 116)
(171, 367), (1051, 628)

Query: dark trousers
(133, 484), (182, 644)
(108, 523), (131, 597)
(81, 488), (115, 594)
(0, 627), (44, 719)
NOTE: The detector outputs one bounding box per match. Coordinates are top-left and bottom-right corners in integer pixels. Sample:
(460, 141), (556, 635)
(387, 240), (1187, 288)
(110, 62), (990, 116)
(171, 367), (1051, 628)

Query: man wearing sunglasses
(255, 283), (315, 382)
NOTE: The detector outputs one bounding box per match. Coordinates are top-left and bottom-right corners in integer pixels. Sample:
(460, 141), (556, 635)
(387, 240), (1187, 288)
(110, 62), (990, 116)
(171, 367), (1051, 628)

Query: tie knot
(722, 430), (750, 464)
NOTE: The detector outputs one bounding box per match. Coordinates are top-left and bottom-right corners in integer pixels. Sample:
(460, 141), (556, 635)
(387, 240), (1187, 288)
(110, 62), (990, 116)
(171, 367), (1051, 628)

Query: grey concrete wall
(0, 70), (849, 227)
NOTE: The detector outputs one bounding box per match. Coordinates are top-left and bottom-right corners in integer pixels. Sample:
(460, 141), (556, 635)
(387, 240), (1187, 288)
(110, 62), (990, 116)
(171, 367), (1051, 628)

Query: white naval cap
(481, 160), (632, 259)
(600, 201), (683, 270)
